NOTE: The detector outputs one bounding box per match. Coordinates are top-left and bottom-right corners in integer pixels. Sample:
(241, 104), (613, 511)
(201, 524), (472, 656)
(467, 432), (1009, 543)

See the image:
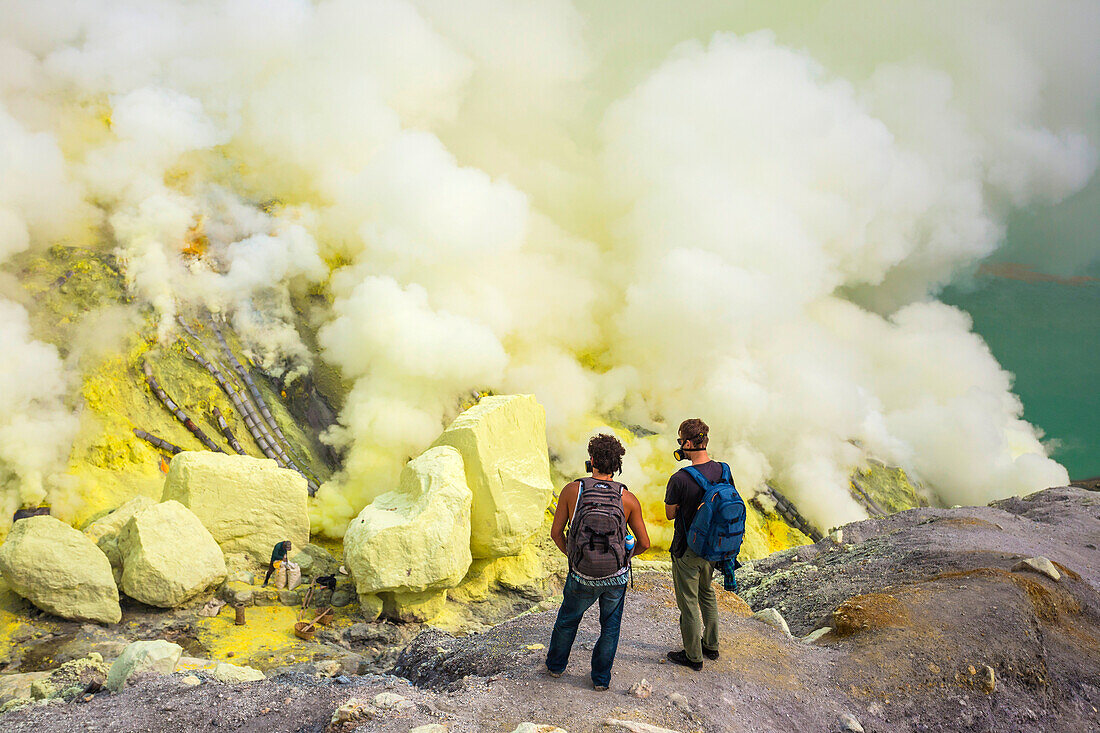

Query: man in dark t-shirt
(663, 418), (721, 670)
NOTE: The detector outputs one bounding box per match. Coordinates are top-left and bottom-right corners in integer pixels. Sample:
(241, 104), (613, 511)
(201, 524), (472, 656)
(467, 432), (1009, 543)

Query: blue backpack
(684, 462), (747, 564)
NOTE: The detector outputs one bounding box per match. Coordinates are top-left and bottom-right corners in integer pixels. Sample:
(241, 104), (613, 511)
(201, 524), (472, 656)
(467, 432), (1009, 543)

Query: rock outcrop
(162, 451), (309, 562)
(431, 395), (554, 558)
(0, 516), (121, 624)
(106, 640), (183, 691)
(344, 446), (472, 620)
(118, 500), (227, 607)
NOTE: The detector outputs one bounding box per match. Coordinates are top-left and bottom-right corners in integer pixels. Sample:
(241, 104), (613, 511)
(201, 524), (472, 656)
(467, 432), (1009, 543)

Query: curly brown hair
(678, 418), (709, 447)
(588, 433), (626, 476)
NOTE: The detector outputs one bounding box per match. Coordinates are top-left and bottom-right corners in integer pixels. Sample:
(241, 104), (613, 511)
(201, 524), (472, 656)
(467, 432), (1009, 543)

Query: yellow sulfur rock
(0, 516), (121, 624)
(83, 496), (157, 583)
(118, 500), (227, 608)
(344, 446), (472, 602)
(380, 589), (448, 623)
(432, 395), (554, 558)
(162, 452), (309, 563)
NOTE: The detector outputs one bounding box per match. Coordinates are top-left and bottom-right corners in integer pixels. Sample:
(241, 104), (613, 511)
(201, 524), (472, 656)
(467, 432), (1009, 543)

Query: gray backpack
(566, 478), (628, 578)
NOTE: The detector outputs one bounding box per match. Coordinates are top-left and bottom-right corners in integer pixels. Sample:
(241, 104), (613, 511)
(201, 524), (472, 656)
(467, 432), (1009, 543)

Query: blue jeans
(545, 575), (627, 687)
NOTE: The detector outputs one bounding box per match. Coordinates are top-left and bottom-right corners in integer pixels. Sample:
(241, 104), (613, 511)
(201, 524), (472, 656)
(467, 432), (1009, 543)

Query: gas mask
(674, 436), (704, 461)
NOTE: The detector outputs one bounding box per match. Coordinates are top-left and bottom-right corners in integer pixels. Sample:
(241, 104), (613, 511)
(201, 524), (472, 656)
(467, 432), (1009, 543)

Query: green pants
(671, 547), (719, 663)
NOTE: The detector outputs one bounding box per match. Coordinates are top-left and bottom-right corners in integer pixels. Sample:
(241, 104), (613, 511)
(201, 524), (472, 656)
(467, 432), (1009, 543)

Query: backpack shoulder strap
(570, 478), (586, 523)
(720, 462), (732, 484)
(682, 466), (710, 490)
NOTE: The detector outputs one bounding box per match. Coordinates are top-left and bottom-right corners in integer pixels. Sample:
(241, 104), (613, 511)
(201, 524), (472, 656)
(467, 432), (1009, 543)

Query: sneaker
(666, 650), (703, 671)
(546, 667), (562, 678)
(702, 641), (719, 661)
(594, 684), (608, 691)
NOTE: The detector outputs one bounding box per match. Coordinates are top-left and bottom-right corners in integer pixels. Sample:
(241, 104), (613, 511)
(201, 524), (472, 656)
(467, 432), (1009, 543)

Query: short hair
(678, 418), (709, 447)
(588, 433), (626, 475)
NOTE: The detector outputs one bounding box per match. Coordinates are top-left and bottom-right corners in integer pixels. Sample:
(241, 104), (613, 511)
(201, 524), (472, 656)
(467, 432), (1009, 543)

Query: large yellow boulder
(83, 496), (157, 583)
(344, 446), (472, 606)
(0, 516), (121, 624)
(432, 395), (554, 558)
(162, 452), (309, 563)
(118, 500), (227, 607)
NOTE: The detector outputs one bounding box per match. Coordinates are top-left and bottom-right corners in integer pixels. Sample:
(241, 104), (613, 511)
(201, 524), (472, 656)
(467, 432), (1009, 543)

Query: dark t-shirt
(664, 461), (724, 558)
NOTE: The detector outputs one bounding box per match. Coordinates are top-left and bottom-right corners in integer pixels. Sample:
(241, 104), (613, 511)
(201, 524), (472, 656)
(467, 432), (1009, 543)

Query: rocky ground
(2, 486), (1098, 732)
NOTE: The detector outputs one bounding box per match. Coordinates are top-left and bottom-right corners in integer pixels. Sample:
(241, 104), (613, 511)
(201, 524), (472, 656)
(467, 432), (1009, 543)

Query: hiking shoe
(666, 650), (703, 671)
(546, 668), (562, 678)
(702, 642), (719, 660)
(594, 684), (608, 691)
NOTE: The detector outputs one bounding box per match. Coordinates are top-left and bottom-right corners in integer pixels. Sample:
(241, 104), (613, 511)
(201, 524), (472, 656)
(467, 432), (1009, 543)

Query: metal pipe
(213, 407), (245, 455)
(764, 485), (824, 543)
(142, 361), (223, 453)
(176, 315), (201, 341)
(849, 479), (888, 518)
(208, 316), (319, 494)
(133, 428), (184, 455)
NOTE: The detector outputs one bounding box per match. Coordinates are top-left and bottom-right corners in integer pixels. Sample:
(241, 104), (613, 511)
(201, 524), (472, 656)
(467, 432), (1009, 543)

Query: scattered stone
(0, 672), (50, 705)
(525, 643), (545, 651)
(107, 640), (184, 692)
(668, 692), (692, 715)
(220, 580), (255, 606)
(751, 607), (792, 637)
(409, 725), (449, 733)
(0, 516), (121, 624)
(1012, 556), (1061, 582)
(801, 627), (832, 644)
(330, 697), (372, 728)
(431, 395), (555, 558)
(981, 665), (996, 694)
(604, 720), (682, 733)
(162, 451), (309, 562)
(212, 662), (265, 683)
(331, 589), (353, 607)
(180, 675), (201, 687)
(314, 660), (343, 678)
(509, 725), (567, 733)
(278, 589), (301, 606)
(628, 679), (652, 698)
(118, 500), (228, 607)
(838, 712), (864, 732)
(344, 446), (472, 620)
(373, 691), (415, 711)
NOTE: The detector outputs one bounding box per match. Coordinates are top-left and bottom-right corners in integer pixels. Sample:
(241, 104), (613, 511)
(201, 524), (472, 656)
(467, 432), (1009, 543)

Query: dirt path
(4, 487), (1100, 732)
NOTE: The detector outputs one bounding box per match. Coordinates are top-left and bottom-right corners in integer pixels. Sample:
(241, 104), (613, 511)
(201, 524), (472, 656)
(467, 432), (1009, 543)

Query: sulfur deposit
(344, 446), (472, 619)
(0, 516), (120, 624)
(432, 395), (555, 558)
(117, 500), (227, 608)
(162, 452), (309, 562)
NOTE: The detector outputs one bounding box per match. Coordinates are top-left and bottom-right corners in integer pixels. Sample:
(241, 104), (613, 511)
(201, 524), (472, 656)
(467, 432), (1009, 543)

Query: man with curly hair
(546, 433), (650, 691)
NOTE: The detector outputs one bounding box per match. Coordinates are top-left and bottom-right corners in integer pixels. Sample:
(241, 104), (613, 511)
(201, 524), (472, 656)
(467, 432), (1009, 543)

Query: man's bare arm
(624, 491), (651, 557)
(550, 482), (578, 555)
(665, 504), (677, 520)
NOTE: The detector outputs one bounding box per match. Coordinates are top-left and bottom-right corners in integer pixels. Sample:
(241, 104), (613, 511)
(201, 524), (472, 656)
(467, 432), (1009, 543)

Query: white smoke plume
(0, 0), (1095, 534)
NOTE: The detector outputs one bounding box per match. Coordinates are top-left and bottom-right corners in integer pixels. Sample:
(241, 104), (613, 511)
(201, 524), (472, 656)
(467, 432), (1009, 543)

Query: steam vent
(1, 1), (1098, 731)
